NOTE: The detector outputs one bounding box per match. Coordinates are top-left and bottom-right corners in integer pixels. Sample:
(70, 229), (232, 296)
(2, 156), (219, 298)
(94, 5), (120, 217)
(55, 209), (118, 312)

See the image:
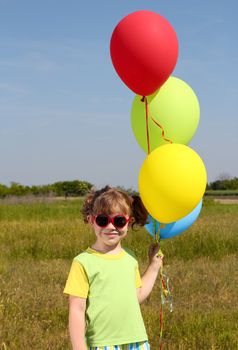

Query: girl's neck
(91, 241), (123, 254)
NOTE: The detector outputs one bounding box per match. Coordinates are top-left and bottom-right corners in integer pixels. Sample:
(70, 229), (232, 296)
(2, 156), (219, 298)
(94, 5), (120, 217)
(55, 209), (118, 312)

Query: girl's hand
(148, 242), (164, 270)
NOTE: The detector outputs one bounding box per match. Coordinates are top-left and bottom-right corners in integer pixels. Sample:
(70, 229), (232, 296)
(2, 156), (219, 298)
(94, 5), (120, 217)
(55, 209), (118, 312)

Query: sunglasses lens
(95, 215), (109, 227)
(114, 216), (127, 228)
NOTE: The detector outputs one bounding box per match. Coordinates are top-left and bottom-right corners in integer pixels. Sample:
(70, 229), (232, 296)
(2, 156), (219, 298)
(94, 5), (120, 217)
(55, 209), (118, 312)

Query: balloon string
(154, 225), (173, 350)
(159, 303), (163, 350)
(158, 267), (173, 349)
(140, 96), (172, 153)
(141, 96), (151, 154)
(150, 182), (173, 350)
(154, 225), (164, 349)
(151, 117), (173, 144)
(139, 85), (173, 350)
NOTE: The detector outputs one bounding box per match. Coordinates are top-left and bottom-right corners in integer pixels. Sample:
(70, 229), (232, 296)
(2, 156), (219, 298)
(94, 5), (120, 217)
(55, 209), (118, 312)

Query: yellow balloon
(138, 144), (207, 223)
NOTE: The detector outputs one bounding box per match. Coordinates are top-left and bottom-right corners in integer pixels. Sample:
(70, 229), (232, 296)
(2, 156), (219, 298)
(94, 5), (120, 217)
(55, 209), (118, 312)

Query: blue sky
(0, 0), (237, 189)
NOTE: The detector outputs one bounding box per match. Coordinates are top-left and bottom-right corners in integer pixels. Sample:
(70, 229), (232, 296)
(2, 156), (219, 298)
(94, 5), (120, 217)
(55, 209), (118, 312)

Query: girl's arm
(137, 243), (163, 304)
(69, 295), (87, 350)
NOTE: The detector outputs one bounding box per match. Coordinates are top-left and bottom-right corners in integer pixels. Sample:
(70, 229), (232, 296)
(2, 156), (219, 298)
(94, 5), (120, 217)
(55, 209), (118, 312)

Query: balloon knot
(141, 96), (145, 102)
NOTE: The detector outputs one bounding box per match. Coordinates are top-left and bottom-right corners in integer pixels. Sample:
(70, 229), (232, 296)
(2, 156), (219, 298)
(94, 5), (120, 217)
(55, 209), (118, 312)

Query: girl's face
(88, 210), (132, 247)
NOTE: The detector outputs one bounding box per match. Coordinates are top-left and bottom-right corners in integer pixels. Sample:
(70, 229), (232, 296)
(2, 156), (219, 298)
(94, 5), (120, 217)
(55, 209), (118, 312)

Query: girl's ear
(128, 216), (135, 228)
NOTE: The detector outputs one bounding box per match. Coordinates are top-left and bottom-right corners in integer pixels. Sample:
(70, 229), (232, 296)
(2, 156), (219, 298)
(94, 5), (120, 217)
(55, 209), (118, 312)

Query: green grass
(0, 198), (238, 349)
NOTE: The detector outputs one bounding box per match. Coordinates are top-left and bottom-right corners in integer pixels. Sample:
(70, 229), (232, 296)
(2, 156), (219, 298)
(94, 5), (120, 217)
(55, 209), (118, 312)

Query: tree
(0, 184), (9, 198)
(9, 182), (30, 196)
(209, 177), (238, 190)
(51, 180), (93, 197)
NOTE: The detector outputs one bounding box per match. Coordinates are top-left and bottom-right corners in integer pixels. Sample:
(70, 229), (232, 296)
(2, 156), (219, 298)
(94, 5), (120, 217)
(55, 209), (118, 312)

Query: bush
(0, 180), (93, 198)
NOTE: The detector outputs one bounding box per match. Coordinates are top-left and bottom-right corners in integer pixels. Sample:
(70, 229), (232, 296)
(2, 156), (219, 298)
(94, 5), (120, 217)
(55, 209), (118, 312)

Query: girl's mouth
(104, 231), (118, 236)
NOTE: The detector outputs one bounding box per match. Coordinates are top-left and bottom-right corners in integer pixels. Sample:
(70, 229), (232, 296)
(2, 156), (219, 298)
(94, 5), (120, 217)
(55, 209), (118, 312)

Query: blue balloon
(145, 200), (203, 240)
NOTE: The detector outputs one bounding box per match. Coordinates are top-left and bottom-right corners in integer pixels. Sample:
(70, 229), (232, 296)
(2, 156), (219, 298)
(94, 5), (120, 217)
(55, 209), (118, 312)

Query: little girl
(64, 186), (163, 350)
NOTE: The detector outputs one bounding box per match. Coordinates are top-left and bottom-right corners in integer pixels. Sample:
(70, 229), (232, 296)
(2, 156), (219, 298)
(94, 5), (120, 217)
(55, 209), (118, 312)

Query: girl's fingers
(148, 244), (162, 260)
(153, 244), (161, 255)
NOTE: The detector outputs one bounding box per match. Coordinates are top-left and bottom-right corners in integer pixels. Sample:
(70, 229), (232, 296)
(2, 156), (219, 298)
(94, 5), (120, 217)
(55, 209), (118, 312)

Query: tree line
(0, 180), (93, 198)
(0, 177), (237, 198)
(206, 177), (238, 190)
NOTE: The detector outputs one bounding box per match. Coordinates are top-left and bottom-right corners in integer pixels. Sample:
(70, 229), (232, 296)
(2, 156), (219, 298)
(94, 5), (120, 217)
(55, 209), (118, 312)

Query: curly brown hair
(81, 186), (148, 228)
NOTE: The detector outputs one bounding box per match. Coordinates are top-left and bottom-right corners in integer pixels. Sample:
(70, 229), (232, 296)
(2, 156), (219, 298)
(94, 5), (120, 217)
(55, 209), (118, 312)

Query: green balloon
(131, 76), (200, 153)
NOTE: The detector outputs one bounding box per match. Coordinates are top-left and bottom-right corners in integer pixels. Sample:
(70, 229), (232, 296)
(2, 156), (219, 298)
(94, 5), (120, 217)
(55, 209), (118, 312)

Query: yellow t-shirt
(64, 247), (147, 347)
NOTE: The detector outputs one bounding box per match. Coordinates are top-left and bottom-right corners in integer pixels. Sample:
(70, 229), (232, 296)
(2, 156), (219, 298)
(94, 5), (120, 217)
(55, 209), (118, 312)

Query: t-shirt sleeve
(63, 259), (89, 298)
(135, 264), (142, 288)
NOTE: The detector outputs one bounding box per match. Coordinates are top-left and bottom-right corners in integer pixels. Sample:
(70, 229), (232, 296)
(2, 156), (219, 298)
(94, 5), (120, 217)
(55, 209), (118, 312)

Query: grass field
(0, 198), (238, 350)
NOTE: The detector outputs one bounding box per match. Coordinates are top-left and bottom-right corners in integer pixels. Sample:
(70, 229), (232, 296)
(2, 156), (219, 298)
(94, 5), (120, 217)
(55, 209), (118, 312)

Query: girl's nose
(106, 221), (117, 229)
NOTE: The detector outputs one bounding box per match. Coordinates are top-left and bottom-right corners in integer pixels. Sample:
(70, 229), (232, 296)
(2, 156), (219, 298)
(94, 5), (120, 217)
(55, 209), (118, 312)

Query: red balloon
(110, 10), (179, 96)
